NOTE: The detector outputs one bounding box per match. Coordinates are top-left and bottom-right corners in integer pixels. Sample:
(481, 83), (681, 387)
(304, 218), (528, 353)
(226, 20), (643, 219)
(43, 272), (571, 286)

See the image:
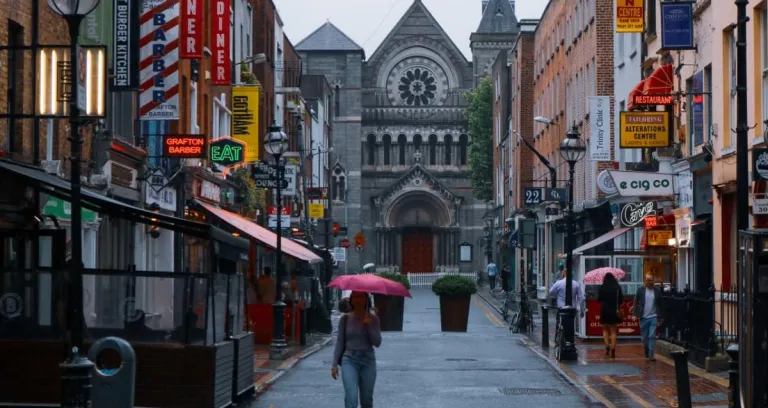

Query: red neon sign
(644, 216), (658, 228)
(163, 134), (207, 158)
(632, 94), (674, 106)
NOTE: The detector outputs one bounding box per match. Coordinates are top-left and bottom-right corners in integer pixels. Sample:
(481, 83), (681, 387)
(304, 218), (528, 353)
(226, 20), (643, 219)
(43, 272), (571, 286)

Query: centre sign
(607, 170), (674, 197)
(619, 111), (672, 148)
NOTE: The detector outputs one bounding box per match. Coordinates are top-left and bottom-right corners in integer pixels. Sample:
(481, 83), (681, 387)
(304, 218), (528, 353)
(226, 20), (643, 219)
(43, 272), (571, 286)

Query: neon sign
(631, 94), (674, 106)
(163, 134), (207, 158)
(210, 137), (246, 167)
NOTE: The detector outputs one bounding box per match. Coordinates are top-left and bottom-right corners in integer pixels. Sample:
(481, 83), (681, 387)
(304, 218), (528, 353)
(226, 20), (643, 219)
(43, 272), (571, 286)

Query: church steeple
(476, 0), (518, 34)
(482, 0), (515, 15)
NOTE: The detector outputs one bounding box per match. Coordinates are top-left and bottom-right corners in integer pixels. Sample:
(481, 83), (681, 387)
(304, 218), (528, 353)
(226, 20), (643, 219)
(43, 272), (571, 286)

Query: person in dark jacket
(597, 273), (623, 358)
(632, 274), (663, 360)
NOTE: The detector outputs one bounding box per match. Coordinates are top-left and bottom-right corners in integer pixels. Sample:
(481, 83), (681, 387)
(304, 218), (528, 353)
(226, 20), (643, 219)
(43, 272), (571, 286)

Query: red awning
(643, 64), (675, 95)
(627, 79), (647, 111)
(197, 201), (322, 264)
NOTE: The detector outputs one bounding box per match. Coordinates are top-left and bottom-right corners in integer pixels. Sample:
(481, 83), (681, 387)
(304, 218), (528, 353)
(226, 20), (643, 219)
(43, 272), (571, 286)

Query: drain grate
(674, 393), (727, 403)
(445, 358), (477, 362)
(498, 388), (563, 396)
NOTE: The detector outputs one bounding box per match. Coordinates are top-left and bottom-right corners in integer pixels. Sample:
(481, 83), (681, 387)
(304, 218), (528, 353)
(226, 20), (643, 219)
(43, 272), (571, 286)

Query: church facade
(296, 0), (518, 273)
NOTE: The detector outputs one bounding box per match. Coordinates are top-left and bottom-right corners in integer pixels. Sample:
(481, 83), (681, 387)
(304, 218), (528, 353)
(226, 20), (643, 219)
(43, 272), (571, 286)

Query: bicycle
(501, 290), (511, 321)
(553, 311), (565, 361)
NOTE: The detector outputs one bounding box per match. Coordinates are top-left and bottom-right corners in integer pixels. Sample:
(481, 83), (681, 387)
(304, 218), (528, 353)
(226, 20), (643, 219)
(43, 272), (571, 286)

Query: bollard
(541, 305), (549, 348)
(671, 350), (692, 408)
(726, 344), (740, 408)
(88, 337), (136, 408)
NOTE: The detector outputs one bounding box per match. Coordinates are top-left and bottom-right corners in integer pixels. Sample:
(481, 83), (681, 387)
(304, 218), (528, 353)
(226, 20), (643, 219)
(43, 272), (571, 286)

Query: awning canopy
(0, 159), (210, 238)
(196, 201), (322, 264)
(573, 227), (631, 255)
(643, 64), (674, 95)
(627, 79), (646, 111)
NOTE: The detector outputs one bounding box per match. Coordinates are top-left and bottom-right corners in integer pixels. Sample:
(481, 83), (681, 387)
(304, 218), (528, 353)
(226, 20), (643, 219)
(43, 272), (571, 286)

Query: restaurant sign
(631, 94), (675, 106)
(619, 111), (672, 148)
(620, 201), (657, 227)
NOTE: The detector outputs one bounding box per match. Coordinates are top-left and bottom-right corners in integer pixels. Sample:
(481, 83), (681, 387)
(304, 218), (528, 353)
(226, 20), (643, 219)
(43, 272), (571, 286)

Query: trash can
(88, 337), (136, 408)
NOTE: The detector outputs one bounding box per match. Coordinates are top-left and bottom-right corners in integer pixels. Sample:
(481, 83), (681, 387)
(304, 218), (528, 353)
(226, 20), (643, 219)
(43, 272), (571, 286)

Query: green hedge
(432, 274), (477, 297)
(377, 272), (412, 290)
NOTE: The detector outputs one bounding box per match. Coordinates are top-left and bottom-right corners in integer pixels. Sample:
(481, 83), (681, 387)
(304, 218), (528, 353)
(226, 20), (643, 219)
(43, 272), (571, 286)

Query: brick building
(509, 20), (537, 211)
(491, 51), (509, 219)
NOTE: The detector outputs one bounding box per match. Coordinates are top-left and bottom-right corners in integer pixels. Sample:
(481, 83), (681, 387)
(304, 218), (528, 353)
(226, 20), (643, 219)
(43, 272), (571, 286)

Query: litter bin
(88, 336), (136, 408)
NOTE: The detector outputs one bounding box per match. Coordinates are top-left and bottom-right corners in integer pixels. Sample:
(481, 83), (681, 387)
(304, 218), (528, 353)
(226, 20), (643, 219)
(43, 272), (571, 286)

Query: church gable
(376, 163), (456, 204)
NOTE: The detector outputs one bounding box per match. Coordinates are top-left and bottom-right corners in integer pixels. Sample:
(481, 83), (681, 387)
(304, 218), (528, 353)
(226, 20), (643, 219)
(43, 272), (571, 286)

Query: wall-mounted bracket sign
(607, 171), (674, 197)
(631, 94), (675, 106)
(619, 111), (673, 148)
(523, 187), (567, 206)
(620, 201), (657, 227)
(210, 137), (246, 168)
(163, 134), (207, 158)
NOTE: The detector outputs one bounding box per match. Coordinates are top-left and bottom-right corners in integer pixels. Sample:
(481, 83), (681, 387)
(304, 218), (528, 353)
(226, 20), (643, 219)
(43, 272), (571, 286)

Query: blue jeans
(341, 350), (377, 408)
(640, 317), (658, 357)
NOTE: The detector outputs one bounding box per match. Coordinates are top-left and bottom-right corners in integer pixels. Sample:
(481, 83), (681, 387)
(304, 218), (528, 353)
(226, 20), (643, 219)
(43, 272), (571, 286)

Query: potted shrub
(432, 275), (477, 332)
(373, 273), (411, 331)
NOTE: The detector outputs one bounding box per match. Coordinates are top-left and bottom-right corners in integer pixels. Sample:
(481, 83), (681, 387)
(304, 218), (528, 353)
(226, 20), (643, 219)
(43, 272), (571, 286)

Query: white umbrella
(362, 263), (376, 270)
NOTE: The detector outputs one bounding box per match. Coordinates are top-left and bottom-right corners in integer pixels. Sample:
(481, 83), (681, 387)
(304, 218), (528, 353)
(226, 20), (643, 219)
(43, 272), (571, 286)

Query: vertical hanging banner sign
(180, 0), (203, 58)
(660, 1), (695, 50)
(589, 96), (611, 161)
(232, 86), (260, 163)
(616, 0), (644, 33)
(112, 0), (139, 90)
(139, 0), (180, 120)
(211, 0), (232, 85)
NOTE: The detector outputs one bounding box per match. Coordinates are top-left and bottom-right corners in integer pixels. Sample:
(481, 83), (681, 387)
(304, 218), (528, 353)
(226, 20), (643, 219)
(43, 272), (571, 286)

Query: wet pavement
(476, 290), (731, 408)
(249, 289), (596, 408)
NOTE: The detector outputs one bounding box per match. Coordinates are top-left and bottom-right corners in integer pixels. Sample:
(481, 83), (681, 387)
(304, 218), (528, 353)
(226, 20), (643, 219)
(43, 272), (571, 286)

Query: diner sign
(620, 111), (672, 148)
(163, 134), (207, 158)
(620, 201), (657, 227)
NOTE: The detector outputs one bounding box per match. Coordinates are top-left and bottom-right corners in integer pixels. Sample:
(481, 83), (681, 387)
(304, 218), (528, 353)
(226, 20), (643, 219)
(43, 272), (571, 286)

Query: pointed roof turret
(296, 21), (366, 58)
(475, 0), (519, 34)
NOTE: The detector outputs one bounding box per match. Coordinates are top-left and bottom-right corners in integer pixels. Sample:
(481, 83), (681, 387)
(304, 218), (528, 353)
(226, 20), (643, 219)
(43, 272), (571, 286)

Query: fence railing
(658, 286), (718, 367)
(716, 284), (738, 353)
(407, 272), (478, 288)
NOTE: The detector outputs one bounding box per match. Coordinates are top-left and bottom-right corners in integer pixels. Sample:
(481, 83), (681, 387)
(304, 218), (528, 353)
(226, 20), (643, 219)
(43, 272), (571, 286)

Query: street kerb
(254, 336), (333, 396)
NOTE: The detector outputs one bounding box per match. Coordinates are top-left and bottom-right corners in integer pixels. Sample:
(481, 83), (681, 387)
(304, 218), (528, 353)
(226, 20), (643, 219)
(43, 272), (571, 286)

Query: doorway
(401, 228), (433, 274)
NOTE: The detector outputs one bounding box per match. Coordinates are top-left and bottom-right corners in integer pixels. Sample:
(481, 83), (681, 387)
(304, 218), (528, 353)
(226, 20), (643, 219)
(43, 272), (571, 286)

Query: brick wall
(251, 0), (275, 161)
(511, 33), (535, 209)
(492, 51), (505, 209)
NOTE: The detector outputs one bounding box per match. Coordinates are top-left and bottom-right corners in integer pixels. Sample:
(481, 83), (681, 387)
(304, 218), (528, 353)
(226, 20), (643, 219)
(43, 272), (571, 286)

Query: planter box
(232, 332), (255, 401)
(373, 295), (404, 331)
(439, 295), (471, 332)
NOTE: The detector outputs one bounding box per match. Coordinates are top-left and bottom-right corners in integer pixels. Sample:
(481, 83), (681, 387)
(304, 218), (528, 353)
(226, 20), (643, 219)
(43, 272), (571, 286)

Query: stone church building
(296, 0), (518, 273)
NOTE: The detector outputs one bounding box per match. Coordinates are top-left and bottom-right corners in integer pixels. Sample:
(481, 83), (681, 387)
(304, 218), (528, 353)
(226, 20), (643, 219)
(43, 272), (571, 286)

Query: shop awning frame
(573, 227), (631, 255)
(196, 200), (323, 264)
(0, 159), (211, 238)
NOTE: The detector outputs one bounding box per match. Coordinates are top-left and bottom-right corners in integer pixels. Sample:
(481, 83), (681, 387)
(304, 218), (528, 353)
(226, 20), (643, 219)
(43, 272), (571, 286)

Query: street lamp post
(265, 121), (290, 360)
(558, 125), (586, 362)
(46, 0), (101, 405)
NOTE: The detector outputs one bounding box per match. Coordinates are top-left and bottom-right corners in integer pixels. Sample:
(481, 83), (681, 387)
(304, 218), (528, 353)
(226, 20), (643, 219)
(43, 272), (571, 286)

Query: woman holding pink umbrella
(597, 273), (623, 358)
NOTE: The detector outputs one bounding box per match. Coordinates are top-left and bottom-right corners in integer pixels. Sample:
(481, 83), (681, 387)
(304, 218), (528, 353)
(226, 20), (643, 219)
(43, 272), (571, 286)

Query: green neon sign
(210, 137), (246, 167)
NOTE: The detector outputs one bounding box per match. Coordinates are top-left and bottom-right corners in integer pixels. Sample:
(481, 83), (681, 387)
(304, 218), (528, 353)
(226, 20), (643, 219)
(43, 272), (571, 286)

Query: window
(334, 85), (340, 117)
(729, 29), (737, 149)
(429, 134), (437, 165)
(398, 134), (407, 165)
(618, 32), (625, 58)
(382, 134), (391, 165)
(495, 76), (500, 100)
(647, 0), (657, 35)
(6, 21), (23, 153)
(213, 95), (230, 139)
(585, 64), (591, 115)
(332, 164), (346, 202)
(459, 135), (468, 166)
(366, 134), (376, 165)
(414, 134), (422, 153)
(444, 135), (453, 165)
(191, 82), (199, 134)
(705, 65), (713, 145)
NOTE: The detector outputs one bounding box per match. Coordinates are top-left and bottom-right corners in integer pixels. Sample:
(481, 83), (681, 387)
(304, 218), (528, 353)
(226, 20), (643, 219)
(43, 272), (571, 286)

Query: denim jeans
(640, 317), (658, 357)
(489, 276), (496, 290)
(341, 350), (377, 408)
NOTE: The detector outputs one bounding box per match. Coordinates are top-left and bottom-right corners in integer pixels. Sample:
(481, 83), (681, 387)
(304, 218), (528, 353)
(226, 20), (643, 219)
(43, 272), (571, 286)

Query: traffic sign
(340, 238), (350, 248)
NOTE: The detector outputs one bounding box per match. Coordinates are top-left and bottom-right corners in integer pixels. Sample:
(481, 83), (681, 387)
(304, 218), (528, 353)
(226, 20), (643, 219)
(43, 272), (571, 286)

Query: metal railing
(407, 272), (478, 288)
(717, 283), (738, 353)
(658, 286), (718, 367)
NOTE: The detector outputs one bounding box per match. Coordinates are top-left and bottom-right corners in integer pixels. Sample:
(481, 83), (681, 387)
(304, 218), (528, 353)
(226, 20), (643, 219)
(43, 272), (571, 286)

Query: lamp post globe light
(47, 0), (101, 405)
(265, 121), (289, 359)
(558, 125), (586, 362)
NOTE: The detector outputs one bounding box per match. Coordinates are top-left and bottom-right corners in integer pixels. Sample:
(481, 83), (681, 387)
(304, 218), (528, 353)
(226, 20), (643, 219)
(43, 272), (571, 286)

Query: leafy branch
(231, 167), (265, 218)
(464, 76), (494, 203)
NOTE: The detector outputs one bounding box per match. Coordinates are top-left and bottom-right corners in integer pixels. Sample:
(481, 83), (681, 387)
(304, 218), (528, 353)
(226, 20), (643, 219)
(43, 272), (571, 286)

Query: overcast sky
(272, 0), (547, 60)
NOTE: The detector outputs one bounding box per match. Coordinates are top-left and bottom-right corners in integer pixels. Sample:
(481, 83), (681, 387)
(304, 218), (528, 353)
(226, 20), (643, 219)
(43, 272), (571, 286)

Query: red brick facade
(510, 30), (535, 209)
(492, 50), (508, 214)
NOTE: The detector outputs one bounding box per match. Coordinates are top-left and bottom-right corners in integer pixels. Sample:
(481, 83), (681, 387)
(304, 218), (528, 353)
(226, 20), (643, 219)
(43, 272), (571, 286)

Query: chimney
(482, 0), (489, 13)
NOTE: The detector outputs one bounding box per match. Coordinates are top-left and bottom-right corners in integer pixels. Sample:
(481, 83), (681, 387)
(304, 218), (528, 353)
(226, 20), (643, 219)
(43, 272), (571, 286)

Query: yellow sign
(616, 0), (644, 33)
(309, 203), (324, 219)
(647, 230), (674, 246)
(231, 86), (260, 163)
(619, 111), (672, 148)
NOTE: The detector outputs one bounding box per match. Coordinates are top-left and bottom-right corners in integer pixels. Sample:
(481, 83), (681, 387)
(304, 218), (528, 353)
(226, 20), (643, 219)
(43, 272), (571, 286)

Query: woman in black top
(597, 273), (623, 358)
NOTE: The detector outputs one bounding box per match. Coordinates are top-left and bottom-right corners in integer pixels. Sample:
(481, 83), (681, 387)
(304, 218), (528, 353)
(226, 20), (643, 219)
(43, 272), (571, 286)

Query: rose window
(398, 68), (437, 106)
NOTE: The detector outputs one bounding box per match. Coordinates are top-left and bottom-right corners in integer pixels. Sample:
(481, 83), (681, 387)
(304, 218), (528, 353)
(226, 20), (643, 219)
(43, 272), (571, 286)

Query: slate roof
(295, 21), (366, 58)
(475, 0), (519, 34)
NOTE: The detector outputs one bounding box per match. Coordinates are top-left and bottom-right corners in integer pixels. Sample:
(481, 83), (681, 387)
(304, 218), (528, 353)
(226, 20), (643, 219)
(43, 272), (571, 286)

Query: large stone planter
(373, 294), (404, 331)
(439, 295), (471, 332)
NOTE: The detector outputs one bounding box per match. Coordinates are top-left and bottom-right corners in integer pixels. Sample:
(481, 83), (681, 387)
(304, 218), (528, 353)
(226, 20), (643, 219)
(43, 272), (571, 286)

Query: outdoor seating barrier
(406, 272), (479, 288)
(658, 286), (718, 367)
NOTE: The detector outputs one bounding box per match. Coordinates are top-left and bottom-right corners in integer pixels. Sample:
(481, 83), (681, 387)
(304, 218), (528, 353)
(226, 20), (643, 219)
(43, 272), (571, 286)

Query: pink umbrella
(583, 267), (626, 284)
(328, 274), (412, 298)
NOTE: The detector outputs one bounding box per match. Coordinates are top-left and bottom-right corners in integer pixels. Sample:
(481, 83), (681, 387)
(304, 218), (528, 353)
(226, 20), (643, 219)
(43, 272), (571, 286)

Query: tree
(465, 76), (494, 202)
(230, 167), (265, 218)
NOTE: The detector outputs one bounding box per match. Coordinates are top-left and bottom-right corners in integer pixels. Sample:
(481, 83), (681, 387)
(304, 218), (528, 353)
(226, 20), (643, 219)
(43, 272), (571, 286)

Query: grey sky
(272, 0), (547, 60)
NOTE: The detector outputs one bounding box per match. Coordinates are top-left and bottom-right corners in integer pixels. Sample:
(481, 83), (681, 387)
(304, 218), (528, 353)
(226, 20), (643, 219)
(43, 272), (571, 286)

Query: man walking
(548, 268), (585, 316)
(633, 274), (662, 361)
(487, 261), (498, 291)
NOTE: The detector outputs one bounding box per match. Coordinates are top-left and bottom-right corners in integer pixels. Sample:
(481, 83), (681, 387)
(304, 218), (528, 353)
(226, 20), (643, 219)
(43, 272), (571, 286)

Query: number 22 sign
(524, 188), (542, 206)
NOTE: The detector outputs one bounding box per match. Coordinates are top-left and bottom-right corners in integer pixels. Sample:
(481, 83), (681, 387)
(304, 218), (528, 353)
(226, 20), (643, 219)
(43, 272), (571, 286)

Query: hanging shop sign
(139, 0), (180, 120)
(589, 96), (611, 161)
(210, 137), (246, 168)
(199, 180), (221, 204)
(616, 0), (644, 33)
(620, 201), (657, 227)
(282, 165), (298, 197)
(308, 203), (324, 219)
(267, 206), (291, 228)
(660, 1), (695, 50)
(676, 170), (693, 209)
(210, 0), (231, 85)
(647, 230), (674, 246)
(179, 0), (203, 59)
(676, 216), (691, 247)
(619, 111), (672, 148)
(163, 134), (207, 158)
(597, 170), (618, 195)
(753, 149), (768, 181)
(232, 86), (260, 162)
(631, 94), (675, 106)
(112, 0), (139, 90)
(607, 171), (674, 197)
(36, 46), (106, 118)
(44, 197), (97, 223)
(145, 181), (177, 211)
(251, 160), (288, 189)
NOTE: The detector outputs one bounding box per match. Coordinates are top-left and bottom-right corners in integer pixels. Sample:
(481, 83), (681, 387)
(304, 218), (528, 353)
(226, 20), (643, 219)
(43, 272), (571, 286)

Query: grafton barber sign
(620, 202), (656, 227)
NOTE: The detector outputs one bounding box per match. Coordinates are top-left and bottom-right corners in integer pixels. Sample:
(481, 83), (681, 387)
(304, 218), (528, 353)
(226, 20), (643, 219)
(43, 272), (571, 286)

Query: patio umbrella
(329, 274), (412, 298)
(583, 267), (626, 284)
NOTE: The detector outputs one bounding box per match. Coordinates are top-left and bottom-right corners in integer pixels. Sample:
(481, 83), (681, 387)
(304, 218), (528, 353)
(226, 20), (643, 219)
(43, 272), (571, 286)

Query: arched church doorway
(402, 227), (433, 273)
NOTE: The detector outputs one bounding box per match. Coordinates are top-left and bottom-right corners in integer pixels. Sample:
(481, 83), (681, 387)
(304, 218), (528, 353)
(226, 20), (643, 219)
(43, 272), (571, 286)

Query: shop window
(398, 134), (407, 165)
(382, 134), (391, 165)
